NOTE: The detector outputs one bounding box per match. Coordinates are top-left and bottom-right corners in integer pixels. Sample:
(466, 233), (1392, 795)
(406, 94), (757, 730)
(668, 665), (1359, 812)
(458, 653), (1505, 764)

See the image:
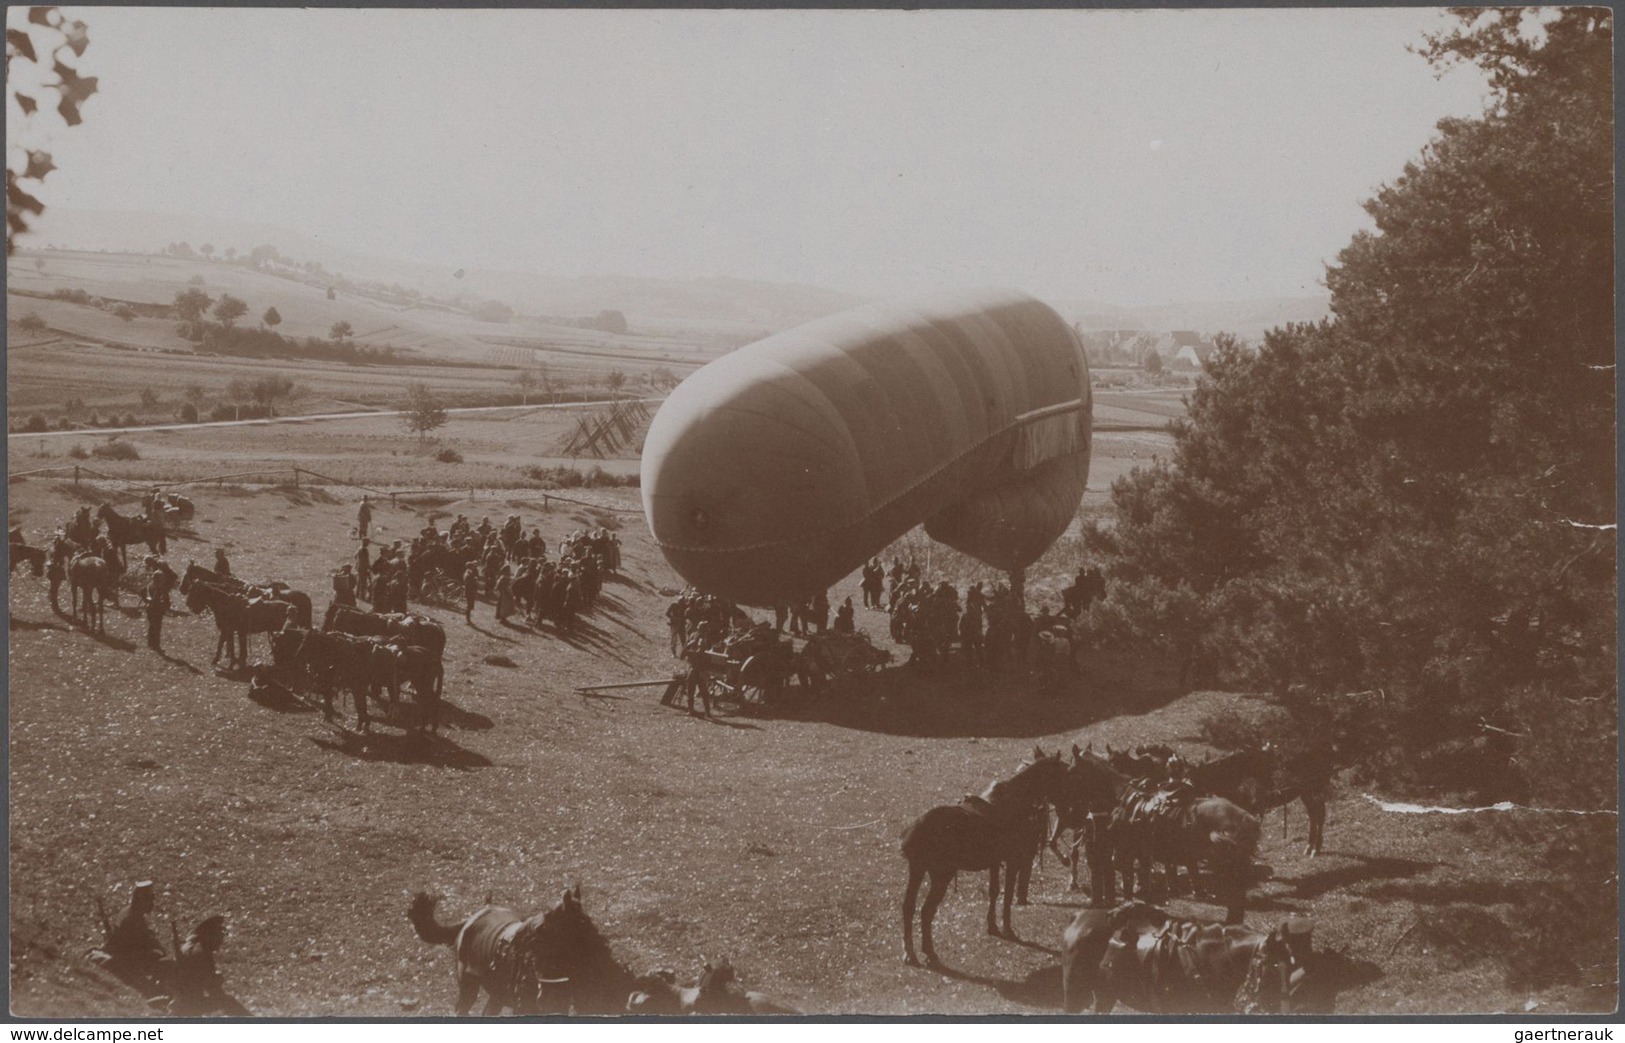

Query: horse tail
(408, 893), (461, 947)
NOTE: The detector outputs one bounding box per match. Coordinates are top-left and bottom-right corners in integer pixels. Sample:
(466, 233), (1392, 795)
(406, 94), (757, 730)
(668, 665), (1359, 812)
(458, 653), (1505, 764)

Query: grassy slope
(6, 474), (1615, 1018)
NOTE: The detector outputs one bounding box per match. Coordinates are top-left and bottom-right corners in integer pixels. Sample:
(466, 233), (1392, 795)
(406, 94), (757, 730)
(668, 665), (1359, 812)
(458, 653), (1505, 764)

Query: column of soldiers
(335, 505), (620, 631)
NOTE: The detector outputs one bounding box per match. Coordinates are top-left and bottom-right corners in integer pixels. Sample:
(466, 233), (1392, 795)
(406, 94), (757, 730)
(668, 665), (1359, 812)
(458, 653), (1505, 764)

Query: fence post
(73, 466), (80, 487)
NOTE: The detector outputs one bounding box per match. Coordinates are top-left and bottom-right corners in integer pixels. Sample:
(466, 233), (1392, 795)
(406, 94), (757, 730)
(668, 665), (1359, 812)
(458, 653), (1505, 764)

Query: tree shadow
(468, 621), (519, 644)
(309, 728), (492, 769)
(1358, 877), (1528, 906)
(1274, 854), (1439, 899)
(89, 630), (137, 652)
(758, 665), (1131, 740)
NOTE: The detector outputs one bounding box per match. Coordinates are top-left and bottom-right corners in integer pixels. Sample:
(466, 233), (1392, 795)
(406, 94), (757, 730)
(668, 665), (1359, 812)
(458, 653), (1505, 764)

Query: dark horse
(1190, 746), (1332, 857)
(182, 580), (290, 670)
(68, 553), (116, 632)
(96, 503), (166, 568)
(10, 538), (46, 577)
(900, 745), (1068, 967)
(408, 885), (646, 1016)
(182, 562), (313, 630)
(1061, 901), (1316, 1014)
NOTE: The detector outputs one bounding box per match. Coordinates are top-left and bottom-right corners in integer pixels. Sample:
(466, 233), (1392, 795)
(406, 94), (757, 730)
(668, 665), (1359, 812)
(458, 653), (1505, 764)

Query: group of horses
(268, 607), (447, 734)
(13, 504), (171, 633)
(899, 741), (1332, 1012)
(407, 886), (798, 1016)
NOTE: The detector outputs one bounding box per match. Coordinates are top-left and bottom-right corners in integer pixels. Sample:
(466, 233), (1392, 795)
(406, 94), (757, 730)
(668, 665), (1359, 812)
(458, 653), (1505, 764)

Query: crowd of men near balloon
(662, 556), (1109, 685)
(330, 502), (623, 632)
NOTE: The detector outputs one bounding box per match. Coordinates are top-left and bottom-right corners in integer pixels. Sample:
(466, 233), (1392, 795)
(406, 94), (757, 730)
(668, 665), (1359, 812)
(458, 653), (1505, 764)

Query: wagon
(795, 629), (893, 691)
(696, 634), (798, 709)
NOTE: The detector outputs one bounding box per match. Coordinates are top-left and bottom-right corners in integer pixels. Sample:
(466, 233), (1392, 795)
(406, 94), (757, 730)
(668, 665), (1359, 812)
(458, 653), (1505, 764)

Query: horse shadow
(155, 650), (204, 676)
(929, 959), (1061, 1010)
(1275, 854), (1438, 899)
(89, 629), (137, 653)
(310, 728), (492, 770)
(245, 680), (314, 713)
(9, 616), (70, 632)
(434, 697), (494, 732)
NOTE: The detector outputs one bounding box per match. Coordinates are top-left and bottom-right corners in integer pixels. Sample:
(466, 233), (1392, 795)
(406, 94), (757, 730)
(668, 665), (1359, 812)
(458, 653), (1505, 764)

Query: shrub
(68, 444), (88, 459)
(179, 402), (199, 424)
(56, 418), (75, 431)
(18, 414), (49, 433)
(113, 304), (137, 321)
(18, 313), (48, 334)
(435, 447), (464, 464)
(49, 287), (92, 305)
(90, 440), (139, 461)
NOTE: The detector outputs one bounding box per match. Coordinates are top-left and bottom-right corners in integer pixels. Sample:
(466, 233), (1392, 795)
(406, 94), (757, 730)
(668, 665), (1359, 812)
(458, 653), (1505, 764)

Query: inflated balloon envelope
(640, 288), (1092, 607)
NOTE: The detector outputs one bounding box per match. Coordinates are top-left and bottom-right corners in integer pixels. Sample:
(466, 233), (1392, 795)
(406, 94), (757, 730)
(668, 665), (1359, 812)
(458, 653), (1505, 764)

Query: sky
(8, 7), (1494, 306)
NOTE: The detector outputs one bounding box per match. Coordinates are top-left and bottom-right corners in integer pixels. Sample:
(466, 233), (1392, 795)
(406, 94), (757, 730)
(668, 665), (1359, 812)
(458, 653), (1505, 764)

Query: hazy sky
(9, 7), (1493, 305)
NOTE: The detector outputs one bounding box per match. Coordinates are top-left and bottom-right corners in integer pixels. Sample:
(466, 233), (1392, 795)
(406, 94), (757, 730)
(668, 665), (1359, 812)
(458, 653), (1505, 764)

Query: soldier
(357, 495), (372, 540)
(354, 539), (372, 600)
(332, 563), (357, 609)
(212, 547), (232, 578)
(144, 556), (177, 652)
(46, 542), (66, 612)
(104, 881), (166, 975)
(463, 564), (479, 622)
(861, 558), (885, 609)
(834, 597), (855, 634)
(494, 571), (513, 623)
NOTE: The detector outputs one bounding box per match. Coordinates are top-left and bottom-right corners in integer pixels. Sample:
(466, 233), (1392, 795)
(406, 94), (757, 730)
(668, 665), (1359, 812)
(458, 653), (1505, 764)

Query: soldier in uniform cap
(357, 494), (372, 540)
(144, 557), (177, 652)
(106, 881), (166, 972)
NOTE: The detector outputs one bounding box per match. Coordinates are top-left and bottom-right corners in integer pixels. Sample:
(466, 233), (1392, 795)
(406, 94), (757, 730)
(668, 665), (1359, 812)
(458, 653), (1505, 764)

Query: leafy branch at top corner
(7, 6), (95, 254)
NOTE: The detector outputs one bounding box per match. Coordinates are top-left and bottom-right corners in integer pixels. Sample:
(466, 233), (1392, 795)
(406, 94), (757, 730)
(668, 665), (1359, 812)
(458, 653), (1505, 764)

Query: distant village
(1074, 326), (1232, 373)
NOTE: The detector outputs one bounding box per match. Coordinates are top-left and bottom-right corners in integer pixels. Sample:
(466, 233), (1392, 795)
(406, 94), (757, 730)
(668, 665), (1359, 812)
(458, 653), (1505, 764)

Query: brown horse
(1061, 901), (1316, 1014)
(1108, 781), (1261, 924)
(900, 746), (1069, 967)
(182, 581), (290, 670)
(96, 503), (165, 567)
(409, 886), (644, 1016)
(68, 553), (116, 631)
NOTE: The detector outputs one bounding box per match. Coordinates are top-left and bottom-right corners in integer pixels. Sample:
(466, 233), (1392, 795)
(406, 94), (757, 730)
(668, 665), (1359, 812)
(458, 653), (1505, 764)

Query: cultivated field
(7, 471), (1615, 1018)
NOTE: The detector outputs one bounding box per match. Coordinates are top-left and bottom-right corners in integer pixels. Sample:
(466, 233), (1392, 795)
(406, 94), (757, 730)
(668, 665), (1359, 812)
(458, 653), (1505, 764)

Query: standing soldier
(170, 915), (241, 1016)
(144, 556), (176, 652)
(46, 542), (66, 613)
(463, 564), (479, 623)
(354, 539), (372, 600)
(357, 494), (372, 540)
(212, 547), (232, 578)
(332, 563), (356, 608)
(494, 570), (513, 624)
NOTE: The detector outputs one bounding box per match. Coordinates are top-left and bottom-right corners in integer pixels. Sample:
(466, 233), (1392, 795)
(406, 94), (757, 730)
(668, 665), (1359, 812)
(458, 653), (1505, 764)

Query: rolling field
(6, 473), (1615, 1018)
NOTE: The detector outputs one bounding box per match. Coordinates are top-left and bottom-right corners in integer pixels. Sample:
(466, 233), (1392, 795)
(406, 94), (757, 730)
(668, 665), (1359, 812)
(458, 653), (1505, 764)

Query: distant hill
(25, 208), (867, 333)
(1060, 294), (1331, 339)
(27, 207), (1325, 340)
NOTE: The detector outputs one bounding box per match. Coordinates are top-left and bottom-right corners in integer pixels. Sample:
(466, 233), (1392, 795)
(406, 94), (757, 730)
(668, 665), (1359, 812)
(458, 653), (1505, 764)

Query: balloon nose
(641, 356), (863, 605)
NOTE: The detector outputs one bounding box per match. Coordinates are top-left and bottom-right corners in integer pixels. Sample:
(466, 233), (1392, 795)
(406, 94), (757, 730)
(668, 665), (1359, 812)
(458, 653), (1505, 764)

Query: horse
(181, 563), (313, 630)
(10, 540), (46, 577)
(271, 628), (377, 730)
(1108, 780), (1261, 924)
(68, 554), (116, 632)
(900, 746), (1069, 967)
(1046, 746), (1136, 897)
(96, 503), (166, 567)
(1190, 746), (1332, 858)
(378, 638), (443, 733)
(409, 885), (645, 1016)
(324, 606), (445, 664)
(624, 959), (802, 1015)
(65, 505), (94, 547)
(1060, 902), (1316, 1014)
(182, 581), (290, 670)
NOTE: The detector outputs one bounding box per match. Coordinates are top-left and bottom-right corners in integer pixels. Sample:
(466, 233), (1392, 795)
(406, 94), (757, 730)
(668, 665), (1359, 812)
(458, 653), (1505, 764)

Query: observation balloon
(640, 288), (1091, 607)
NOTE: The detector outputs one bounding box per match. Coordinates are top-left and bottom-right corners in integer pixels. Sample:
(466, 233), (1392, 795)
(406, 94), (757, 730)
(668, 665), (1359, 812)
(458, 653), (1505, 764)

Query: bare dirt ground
(7, 471), (1616, 1018)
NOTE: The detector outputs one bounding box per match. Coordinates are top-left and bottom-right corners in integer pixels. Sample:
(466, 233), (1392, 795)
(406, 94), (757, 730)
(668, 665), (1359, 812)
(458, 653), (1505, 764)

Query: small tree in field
(1143, 351), (1163, 376)
(173, 288), (212, 322)
(249, 375), (295, 417)
(401, 383), (447, 443)
(262, 306), (282, 330)
(517, 367), (539, 405)
(212, 294), (248, 329)
(604, 370), (627, 397)
(18, 313), (47, 334)
(331, 320), (353, 343)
